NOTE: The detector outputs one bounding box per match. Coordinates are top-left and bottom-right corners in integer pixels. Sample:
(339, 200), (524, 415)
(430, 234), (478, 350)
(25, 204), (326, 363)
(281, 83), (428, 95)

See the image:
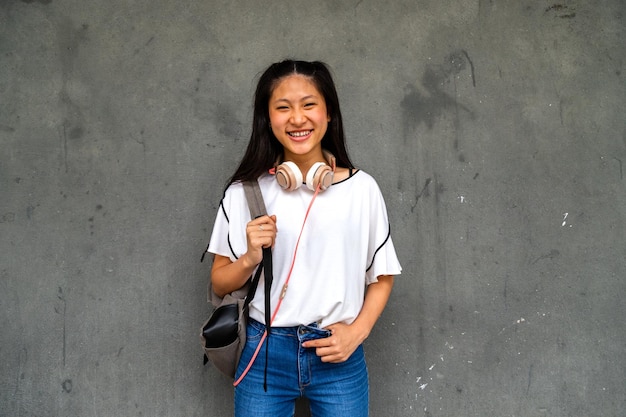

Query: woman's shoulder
(223, 175), (277, 201)
(220, 181), (247, 210)
(223, 180), (244, 195)
(224, 175), (273, 192)
(335, 168), (379, 188)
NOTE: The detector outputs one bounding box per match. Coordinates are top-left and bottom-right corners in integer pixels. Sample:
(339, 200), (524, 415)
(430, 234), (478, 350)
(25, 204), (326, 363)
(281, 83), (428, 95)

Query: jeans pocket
(246, 319), (266, 342)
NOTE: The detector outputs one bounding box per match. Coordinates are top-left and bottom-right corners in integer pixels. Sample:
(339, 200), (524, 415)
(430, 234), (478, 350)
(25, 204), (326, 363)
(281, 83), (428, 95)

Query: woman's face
(268, 75), (330, 161)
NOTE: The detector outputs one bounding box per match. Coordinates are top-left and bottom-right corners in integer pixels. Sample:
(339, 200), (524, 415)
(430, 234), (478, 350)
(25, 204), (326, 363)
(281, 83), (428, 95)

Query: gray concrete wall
(1, 1), (624, 416)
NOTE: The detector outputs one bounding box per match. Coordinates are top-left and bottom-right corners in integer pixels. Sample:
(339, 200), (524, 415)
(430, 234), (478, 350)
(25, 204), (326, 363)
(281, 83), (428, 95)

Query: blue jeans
(234, 318), (369, 417)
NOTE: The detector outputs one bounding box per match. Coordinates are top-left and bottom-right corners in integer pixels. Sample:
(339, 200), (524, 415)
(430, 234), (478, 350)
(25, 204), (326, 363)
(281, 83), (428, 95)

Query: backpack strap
(243, 180), (273, 391)
(243, 180), (267, 219)
(241, 181), (272, 320)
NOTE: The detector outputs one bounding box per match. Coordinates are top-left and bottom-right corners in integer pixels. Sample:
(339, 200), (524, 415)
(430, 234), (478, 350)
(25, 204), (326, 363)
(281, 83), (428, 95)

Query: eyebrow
(272, 95), (318, 104)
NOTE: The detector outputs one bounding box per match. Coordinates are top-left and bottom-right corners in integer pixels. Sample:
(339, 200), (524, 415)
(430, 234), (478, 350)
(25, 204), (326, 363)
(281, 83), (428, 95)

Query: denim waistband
(248, 317), (332, 338)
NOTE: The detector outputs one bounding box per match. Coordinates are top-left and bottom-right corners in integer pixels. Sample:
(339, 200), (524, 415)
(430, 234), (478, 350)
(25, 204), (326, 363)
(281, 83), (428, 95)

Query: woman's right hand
(243, 215), (277, 267)
(210, 214), (277, 297)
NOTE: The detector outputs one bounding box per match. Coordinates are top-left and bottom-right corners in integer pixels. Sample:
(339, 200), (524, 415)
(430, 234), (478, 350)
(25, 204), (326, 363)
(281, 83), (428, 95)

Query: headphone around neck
(273, 150), (336, 192)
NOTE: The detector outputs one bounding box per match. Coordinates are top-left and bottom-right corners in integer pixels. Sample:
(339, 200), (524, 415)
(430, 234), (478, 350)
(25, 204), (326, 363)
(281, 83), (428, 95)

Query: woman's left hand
(301, 322), (367, 363)
(301, 275), (394, 363)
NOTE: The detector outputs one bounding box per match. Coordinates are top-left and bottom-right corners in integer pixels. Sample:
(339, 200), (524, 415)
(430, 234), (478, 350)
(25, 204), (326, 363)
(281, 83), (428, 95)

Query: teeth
(289, 130), (311, 137)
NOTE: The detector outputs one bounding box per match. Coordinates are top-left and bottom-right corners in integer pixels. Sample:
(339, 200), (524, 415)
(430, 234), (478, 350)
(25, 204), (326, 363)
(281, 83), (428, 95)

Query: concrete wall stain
(401, 50), (475, 133)
(546, 4), (577, 19)
(21, 0), (52, 4)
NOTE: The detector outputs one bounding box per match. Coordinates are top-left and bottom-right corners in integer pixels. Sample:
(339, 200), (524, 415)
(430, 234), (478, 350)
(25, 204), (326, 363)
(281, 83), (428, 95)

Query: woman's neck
(283, 150), (326, 174)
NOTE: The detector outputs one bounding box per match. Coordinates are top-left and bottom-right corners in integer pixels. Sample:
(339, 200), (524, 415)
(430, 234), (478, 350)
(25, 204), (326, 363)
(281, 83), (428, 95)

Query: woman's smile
(288, 130), (313, 141)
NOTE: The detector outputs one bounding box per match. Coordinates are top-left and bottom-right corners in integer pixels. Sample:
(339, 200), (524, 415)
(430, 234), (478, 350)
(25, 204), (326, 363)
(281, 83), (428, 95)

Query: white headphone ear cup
(317, 167), (334, 190)
(276, 161), (303, 191)
(306, 162), (334, 191)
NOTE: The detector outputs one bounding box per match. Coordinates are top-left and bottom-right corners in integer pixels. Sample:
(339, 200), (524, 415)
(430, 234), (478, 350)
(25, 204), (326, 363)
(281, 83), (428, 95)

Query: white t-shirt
(207, 170), (402, 327)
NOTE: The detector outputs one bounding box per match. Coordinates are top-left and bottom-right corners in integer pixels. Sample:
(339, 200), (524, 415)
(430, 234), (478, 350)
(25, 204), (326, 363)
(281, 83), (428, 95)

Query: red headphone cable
(233, 183), (322, 387)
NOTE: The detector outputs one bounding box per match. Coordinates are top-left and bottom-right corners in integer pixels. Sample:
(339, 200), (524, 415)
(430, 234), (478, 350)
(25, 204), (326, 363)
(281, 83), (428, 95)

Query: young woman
(206, 60), (402, 417)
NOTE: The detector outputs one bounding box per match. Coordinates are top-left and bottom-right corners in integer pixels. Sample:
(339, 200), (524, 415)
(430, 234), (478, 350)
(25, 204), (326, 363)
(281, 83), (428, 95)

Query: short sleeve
(207, 183), (250, 262)
(364, 178), (402, 284)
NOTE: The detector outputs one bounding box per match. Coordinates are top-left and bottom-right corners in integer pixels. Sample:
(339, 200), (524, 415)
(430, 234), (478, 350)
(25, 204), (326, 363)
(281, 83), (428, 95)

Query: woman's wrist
(239, 252), (258, 271)
(350, 316), (374, 344)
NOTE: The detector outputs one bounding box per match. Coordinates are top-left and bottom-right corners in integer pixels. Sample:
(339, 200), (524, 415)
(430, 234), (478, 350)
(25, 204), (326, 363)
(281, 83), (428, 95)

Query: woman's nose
(290, 108), (306, 125)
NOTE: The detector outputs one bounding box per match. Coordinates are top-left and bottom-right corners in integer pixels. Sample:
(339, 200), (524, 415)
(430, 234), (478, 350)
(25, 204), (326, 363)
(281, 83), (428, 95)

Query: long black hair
(226, 60), (354, 186)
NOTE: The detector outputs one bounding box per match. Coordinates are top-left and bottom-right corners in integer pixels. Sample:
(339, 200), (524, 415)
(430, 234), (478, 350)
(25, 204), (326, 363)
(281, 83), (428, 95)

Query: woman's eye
(304, 102), (316, 108)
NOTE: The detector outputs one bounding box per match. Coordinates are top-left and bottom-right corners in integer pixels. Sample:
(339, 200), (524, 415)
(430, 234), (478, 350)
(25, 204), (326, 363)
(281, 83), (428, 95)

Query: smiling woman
(204, 60), (402, 417)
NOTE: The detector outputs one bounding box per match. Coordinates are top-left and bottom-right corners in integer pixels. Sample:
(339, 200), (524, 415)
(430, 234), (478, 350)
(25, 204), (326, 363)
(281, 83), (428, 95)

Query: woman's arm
(302, 274), (394, 363)
(210, 214), (277, 297)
